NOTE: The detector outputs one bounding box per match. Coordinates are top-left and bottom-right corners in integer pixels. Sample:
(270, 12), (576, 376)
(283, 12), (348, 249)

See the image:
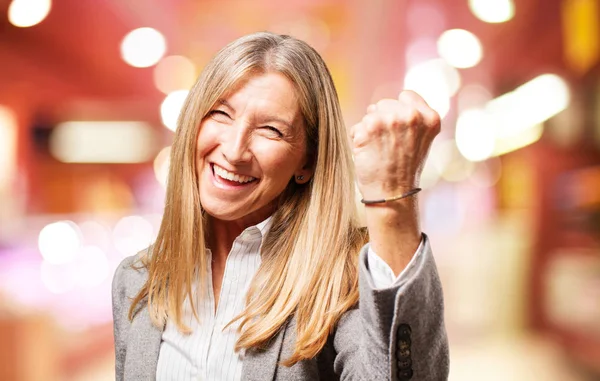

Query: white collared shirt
(156, 217), (424, 381)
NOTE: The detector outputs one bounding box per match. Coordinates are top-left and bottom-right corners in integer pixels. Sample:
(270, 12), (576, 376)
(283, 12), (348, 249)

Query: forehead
(222, 72), (301, 117)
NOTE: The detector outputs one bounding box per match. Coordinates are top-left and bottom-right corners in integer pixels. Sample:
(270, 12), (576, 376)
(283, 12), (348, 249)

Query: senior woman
(112, 32), (448, 380)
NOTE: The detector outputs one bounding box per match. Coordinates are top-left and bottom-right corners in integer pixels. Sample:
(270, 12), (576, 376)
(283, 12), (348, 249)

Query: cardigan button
(398, 368), (413, 379)
(397, 357), (412, 369)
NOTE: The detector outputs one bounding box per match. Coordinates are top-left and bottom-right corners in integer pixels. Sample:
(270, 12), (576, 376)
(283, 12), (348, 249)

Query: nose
(220, 124), (253, 165)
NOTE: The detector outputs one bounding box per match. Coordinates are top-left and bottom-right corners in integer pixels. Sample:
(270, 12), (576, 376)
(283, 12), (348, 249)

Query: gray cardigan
(112, 236), (449, 380)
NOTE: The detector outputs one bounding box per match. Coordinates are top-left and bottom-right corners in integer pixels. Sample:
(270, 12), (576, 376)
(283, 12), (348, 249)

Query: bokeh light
(469, 0), (515, 23)
(120, 27), (167, 68)
(8, 0), (52, 28)
(49, 121), (157, 163)
(153, 55), (196, 94)
(455, 109), (496, 162)
(404, 59), (461, 118)
(160, 90), (189, 131)
(0, 105), (17, 190)
(112, 216), (154, 257)
(78, 221), (110, 251)
(437, 29), (483, 69)
(38, 221), (82, 264)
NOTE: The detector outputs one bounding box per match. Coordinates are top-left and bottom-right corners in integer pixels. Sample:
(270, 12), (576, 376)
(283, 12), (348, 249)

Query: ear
(294, 164), (314, 184)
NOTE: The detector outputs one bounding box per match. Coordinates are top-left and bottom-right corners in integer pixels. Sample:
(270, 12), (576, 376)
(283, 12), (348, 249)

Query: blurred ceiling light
(469, 0), (515, 23)
(487, 74), (570, 136)
(112, 215), (154, 257)
(437, 29), (483, 69)
(8, 0), (52, 28)
(455, 109), (496, 162)
(38, 221), (82, 264)
(0, 105), (17, 189)
(154, 55), (196, 94)
(154, 146), (171, 187)
(161, 90), (189, 131)
(404, 59), (461, 118)
(121, 27), (167, 68)
(494, 123), (543, 156)
(456, 74), (569, 160)
(49, 121), (156, 163)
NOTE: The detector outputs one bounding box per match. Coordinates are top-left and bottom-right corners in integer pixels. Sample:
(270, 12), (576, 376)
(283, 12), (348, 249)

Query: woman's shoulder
(112, 246), (152, 297)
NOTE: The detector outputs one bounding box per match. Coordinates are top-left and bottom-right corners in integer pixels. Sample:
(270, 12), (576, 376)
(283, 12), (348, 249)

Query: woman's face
(196, 72), (311, 226)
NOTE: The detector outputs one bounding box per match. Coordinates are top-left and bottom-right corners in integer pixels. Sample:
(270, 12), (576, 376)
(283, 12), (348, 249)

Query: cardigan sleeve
(112, 255), (134, 381)
(333, 234), (449, 381)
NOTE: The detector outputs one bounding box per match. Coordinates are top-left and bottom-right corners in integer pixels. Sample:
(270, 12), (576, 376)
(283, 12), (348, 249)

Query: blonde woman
(112, 32), (448, 381)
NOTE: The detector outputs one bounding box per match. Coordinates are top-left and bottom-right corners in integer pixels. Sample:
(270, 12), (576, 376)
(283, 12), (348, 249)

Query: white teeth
(213, 164), (256, 184)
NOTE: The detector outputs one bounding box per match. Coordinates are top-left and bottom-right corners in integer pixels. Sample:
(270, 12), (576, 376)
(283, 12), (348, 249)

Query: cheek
(196, 122), (219, 159)
(258, 145), (306, 181)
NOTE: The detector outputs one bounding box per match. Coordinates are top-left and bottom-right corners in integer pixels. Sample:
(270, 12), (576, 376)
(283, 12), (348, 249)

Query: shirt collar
(255, 216), (273, 238)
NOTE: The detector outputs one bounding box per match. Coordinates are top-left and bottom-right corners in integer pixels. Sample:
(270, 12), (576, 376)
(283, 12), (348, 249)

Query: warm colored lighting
(77, 246), (109, 288)
(38, 221), (82, 264)
(79, 220), (110, 250)
(49, 121), (157, 163)
(469, 0), (515, 23)
(154, 55), (196, 94)
(8, 0), (51, 28)
(487, 74), (570, 136)
(432, 139), (475, 182)
(0, 106), (17, 189)
(40, 261), (77, 294)
(404, 59), (461, 118)
(420, 137), (453, 189)
(154, 146), (171, 187)
(437, 29), (483, 69)
(455, 109), (495, 162)
(112, 216), (154, 257)
(161, 90), (189, 131)
(494, 124), (543, 156)
(469, 157), (502, 188)
(405, 38), (438, 68)
(456, 74), (569, 161)
(121, 27), (167, 68)
(272, 17), (331, 52)
(457, 84), (492, 112)
(406, 3), (446, 38)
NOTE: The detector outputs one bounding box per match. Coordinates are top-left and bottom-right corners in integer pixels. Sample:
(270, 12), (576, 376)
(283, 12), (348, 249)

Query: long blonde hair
(129, 32), (367, 365)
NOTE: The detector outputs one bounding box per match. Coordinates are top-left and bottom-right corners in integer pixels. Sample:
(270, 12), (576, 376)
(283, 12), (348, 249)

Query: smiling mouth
(211, 164), (258, 185)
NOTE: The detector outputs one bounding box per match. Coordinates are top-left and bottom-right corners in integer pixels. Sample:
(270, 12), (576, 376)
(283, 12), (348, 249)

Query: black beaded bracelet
(360, 188), (422, 205)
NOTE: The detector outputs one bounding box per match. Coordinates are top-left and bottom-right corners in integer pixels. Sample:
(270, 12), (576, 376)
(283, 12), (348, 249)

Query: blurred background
(0, 0), (599, 379)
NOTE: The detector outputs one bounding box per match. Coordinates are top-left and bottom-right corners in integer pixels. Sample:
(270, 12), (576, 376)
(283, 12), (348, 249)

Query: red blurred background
(1, 0), (599, 380)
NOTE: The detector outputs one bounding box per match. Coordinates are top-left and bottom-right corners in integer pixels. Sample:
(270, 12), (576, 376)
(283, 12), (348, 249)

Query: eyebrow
(216, 99), (295, 130)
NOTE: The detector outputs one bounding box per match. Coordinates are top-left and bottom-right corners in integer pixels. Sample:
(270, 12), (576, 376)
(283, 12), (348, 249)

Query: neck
(206, 210), (272, 262)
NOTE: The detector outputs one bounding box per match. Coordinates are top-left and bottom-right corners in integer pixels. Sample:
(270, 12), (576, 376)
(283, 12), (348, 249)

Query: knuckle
(406, 108), (421, 125)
